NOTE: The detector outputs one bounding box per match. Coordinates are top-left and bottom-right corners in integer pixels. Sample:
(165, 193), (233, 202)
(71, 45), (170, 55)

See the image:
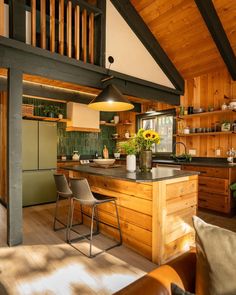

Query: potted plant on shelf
(119, 139), (137, 172)
(135, 128), (160, 172)
(221, 120), (231, 132)
(43, 105), (63, 118)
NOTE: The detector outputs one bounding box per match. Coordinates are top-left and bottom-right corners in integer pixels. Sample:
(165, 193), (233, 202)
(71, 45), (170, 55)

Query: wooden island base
(68, 168), (198, 265)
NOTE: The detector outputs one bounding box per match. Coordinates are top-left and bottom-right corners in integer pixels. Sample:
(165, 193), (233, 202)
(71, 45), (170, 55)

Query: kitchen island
(65, 165), (198, 264)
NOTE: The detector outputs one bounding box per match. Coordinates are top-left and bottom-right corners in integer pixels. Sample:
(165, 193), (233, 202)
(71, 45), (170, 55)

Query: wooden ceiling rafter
(0, 69), (153, 105)
(194, 0), (236, 80)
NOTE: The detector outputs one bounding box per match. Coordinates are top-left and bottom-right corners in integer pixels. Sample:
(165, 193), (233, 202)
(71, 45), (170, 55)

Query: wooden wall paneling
(50, 0), (55, 52)
(0, 91), (7, 204)
(67, 1), (72, 58)
(131, 0), (228, 79)
(40, 0), (46, 49)
(89, 12), (95, 64)
(0, 0), (3, 36)
(74, 5), (80, 60)
(31, 0), (36, 46)
(231, 80), (236, 98)
(59, 0), (65, 55)
(82, 9), (88, 62)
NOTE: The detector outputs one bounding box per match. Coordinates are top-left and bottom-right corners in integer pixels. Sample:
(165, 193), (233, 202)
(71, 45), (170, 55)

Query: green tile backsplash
(23, 97), (116, 157)
(57, 123), (116, 157)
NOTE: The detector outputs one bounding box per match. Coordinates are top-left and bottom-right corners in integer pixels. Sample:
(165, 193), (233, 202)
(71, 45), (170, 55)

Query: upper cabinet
(66, 102), (100, 132)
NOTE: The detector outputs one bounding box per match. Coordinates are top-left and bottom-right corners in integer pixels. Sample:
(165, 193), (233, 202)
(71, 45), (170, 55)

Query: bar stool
(67, 177), (122, 258)
(53, 174), (83, 240)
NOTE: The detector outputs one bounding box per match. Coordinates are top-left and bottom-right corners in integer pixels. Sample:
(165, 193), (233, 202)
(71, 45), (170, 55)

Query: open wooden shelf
(177, 109), (235, 119)
(175, 131), (235, 137)
(22, 115), (70, 123)
(100, 122), (117, 126)
(117, 122), (132, 125)
(100, 122), (133, 127)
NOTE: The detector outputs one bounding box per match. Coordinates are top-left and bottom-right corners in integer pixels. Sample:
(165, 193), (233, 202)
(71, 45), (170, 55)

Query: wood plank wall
(0, 0), (4, 36)
(180, 69), (236, 158)
(0, 91), (7, 204)
(143, 69), (236, 158)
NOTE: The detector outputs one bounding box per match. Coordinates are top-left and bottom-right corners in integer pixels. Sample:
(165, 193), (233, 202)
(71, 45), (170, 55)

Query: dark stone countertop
(116, 157), (236, 168)
(63, 165), (199, 183)
(152, 159), (236, 168)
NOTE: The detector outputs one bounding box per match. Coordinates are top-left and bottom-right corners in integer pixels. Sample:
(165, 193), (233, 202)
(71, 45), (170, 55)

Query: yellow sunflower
(150, 131), (159, 140)
(143, 130), (153, 140)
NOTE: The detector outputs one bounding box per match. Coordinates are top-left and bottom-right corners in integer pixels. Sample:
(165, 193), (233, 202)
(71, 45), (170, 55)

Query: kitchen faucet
(173, 141), (187, 154)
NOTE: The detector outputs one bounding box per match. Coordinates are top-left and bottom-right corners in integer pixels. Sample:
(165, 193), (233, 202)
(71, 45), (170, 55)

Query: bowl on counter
(93, 159), (116, 166)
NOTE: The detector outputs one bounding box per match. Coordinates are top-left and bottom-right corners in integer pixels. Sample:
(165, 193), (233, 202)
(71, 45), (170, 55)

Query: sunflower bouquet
(135, 128), (160, 151)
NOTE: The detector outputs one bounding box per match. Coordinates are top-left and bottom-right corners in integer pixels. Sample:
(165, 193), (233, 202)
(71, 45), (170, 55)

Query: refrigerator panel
(22, 120), (38, 170)
(39, 121), (57, 169)
(22, 170), (57, 206)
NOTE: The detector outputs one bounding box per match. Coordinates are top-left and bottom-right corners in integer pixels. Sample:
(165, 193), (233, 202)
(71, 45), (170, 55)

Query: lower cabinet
(22, 170), (57, 206)
(181, 165), (236, 214)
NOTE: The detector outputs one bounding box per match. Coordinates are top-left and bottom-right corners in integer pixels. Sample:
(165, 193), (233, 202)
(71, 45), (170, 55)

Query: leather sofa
(114, 250), (196, 295)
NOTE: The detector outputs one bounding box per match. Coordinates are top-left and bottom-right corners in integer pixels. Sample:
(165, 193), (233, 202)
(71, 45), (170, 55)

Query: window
(137, 109), (176, 155)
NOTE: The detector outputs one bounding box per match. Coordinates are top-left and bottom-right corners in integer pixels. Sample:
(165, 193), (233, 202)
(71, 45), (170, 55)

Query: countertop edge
(63, 165), (199, 183)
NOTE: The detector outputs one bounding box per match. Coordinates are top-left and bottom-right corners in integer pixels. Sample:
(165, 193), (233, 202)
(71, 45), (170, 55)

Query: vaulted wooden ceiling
(131, 0), (236, 79)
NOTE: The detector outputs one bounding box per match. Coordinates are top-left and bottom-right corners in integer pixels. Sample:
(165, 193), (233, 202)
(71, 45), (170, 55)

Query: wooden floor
(198, 210), (236, 232)
(0, 204), (157, 295)
(1, 204), (236, 295)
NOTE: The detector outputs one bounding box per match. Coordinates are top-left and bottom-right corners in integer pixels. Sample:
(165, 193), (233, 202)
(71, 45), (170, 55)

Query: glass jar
(215, 121), (221, 132)
(183, 126), (190, 134)
(233, 121), (236, 132)
(179, 106), (185, 116)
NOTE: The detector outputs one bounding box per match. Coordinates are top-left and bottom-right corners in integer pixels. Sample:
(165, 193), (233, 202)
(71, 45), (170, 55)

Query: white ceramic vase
(126, 154), (136, 172)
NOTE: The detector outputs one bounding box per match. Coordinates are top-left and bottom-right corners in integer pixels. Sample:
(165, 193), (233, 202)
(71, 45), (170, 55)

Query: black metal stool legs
(67, 200), (122, 258)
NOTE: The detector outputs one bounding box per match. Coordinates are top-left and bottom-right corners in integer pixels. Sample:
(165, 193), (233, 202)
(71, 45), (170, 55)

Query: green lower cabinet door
(22, 170), (57, 206)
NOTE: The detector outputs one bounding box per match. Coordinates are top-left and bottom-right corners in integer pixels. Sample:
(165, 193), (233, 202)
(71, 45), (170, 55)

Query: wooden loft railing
(0, 0), (102, 65)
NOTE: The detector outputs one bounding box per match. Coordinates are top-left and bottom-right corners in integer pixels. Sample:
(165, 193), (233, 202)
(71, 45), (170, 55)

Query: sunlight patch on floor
(16, 262), (101, 295)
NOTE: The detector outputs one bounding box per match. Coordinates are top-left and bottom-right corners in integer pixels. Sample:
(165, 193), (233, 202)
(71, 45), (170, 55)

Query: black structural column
(9, 0), (26, 43)
(194, 0), (236, 81)
(7, 68), (23, 246)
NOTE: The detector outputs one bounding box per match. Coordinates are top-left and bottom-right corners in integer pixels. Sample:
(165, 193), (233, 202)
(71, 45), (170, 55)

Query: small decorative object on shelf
(188, 106), (193, 114)
(221, 121), (231, 132)
(179, 106), (185, 116)
(22, 104), (34, 116)
(183, 126), (190, 134)
(43, 105), (63, 118)
(221, 102), (228, 110)
(114, 115), (119, 124)
(227, 148), (236, 164)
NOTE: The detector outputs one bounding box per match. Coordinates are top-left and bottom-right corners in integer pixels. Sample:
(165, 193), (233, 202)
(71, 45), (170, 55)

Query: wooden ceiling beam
(110, 0), (184, 92)
(194, 0), (236, 80)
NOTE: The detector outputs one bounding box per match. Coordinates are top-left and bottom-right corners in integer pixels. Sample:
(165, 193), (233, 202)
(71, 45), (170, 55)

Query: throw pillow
(193, 216), (236, 295)
(171, 283), (195, 295)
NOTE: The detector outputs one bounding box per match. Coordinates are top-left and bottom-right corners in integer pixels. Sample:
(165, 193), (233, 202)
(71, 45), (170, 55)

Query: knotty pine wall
(143, 69), (236, 158)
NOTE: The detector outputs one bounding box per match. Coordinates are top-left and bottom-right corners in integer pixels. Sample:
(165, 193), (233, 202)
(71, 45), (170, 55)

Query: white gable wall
(105, 0), (175, 89)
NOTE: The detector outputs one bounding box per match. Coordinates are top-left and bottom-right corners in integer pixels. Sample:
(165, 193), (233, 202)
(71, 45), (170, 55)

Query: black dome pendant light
(88, 56), (134, 112)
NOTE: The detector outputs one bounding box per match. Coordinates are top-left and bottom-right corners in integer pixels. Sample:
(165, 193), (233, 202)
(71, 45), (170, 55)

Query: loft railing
(0, 0), (103, 65)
